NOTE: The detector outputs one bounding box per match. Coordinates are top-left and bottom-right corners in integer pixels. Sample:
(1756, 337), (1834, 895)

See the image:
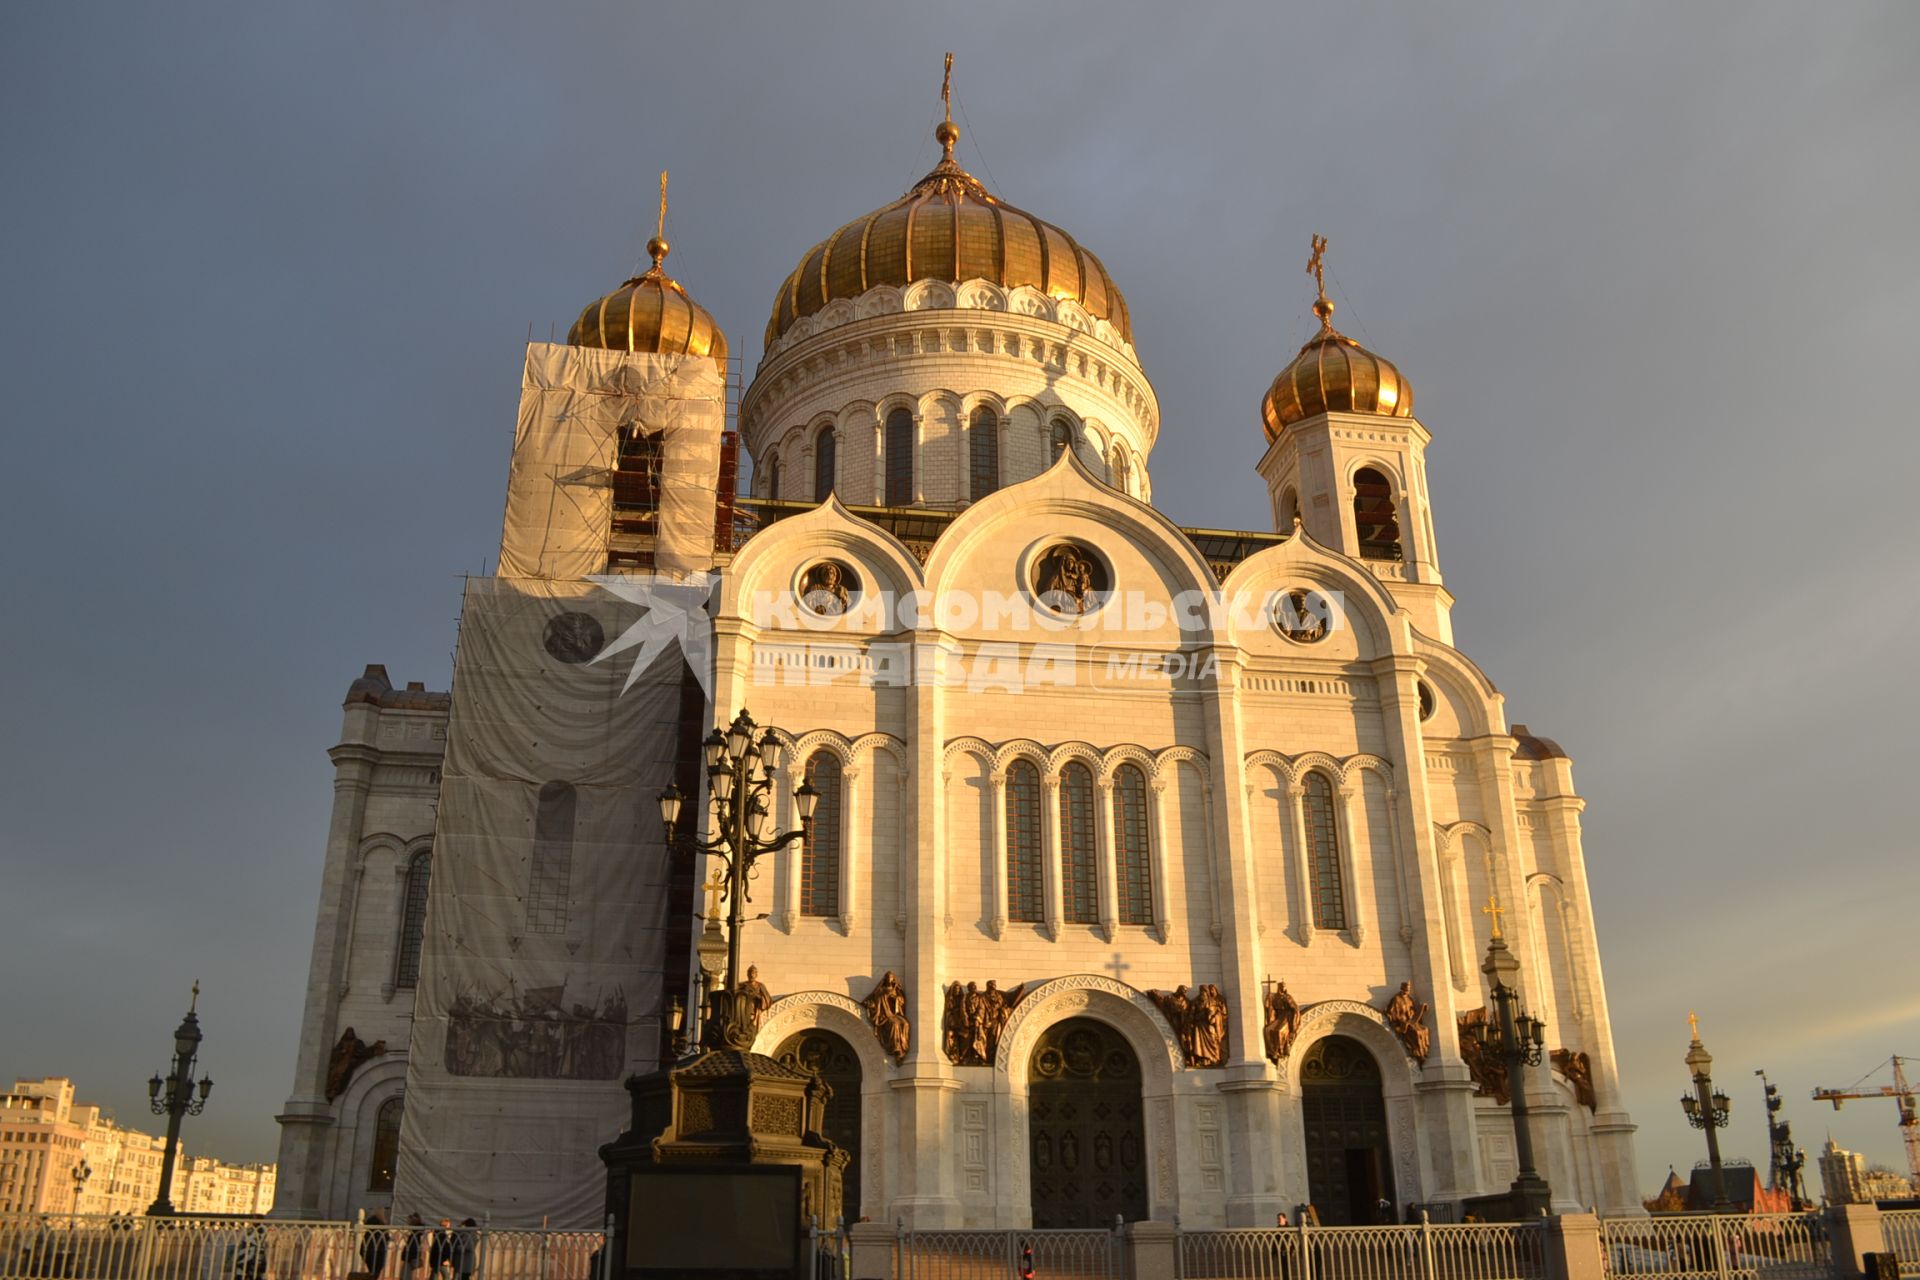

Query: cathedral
(272, 81), (1641, 1230)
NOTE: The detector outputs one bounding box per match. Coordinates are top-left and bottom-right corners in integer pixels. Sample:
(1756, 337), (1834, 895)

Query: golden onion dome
(568, 232), (729, 370)
(1261, 245), (1413, 441)
(764, 118), (1131, 351)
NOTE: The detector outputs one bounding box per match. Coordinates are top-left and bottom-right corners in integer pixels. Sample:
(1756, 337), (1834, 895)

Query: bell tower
(1257, 236), (1453, 641)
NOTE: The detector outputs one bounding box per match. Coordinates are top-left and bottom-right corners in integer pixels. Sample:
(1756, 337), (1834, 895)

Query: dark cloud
(2, 3), (1914, 1185)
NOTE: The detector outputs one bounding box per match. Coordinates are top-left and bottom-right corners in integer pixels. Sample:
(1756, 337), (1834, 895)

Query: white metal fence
(0, 1218), (605, 1280)
(1883, 1209), (1920, 1278)
(1598, 1213), (1830, 1280)
(895, 1225), (1122, 1280)
(1179, 1221), (1543, 1280)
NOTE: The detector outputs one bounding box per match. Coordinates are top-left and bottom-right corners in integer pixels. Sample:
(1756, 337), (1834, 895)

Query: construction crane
(1812, 1056), (1920, 1183)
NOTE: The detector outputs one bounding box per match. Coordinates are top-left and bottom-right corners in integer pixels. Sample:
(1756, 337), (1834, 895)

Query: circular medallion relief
(797, 559), (861, 617)
(1271, 588), (1334, 643)
(1030, 541), (1111, 616)
(543, 611), (606, 663)
(1417, 680), (1437, 721)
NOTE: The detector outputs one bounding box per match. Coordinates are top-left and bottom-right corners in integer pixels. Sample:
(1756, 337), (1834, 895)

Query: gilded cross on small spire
(1688, 1011), (1701, 1041)
(701, 869), (727, 921)
(189, 980), (200, 1012)
(645, 170), (670, 272)
(935, 53), (960, 161)
(1306, 233), (1336, 327)
(1482, 894), (1505, 940)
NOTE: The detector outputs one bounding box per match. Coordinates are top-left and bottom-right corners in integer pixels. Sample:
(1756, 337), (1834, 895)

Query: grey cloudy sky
(3, 4), (1916, 1191)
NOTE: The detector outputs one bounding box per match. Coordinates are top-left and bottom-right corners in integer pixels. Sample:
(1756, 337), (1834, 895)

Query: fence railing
(0, 1217), (605, 1280)
(1178, 1220), (1543, 1280)
(1597, 1212), (1830, 1280)
(1883, 1209), (1920, 1278)
(896, 1223), (1122, 1280)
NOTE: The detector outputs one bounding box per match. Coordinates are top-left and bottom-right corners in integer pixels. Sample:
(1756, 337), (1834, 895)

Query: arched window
(1303, 772), (1347, 930)
(1352, 467), (1402, 560)
(1280, 486), (1299, 529)
(800, 751), (843, 916)
(1005, 760), (1043, 923)
(884, 408), (913, 505)
(968, 406), (1000, 500)
(367, 1096), (403, 1192)
(395, 851), (431, 987)
(1049, 417), (1073, 462)
(1059, 763), (1098, 925)
(1113, 765), (1153, 926)
(527, 781), (575, 934)
(767, 455), (782, 500)
(1110, 446), (1130, 494)
(813, 427), (836, 502)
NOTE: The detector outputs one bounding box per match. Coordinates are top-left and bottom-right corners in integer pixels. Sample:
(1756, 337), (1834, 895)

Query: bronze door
(1300, 1035), (1396, 1225)
(1027, 1018), (1148, 1228)
(776, 1030), (862, 1221)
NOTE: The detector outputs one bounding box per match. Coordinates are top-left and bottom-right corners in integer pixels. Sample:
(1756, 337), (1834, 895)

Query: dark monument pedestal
(602, 1047), (847, 1280)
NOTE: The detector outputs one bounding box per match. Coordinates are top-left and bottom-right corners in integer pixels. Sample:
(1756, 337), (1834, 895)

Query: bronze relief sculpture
(1033, 542), (1105, 615)
(1383, 981), (1432, 1062)
(1457, 1006), (1511, 1104)
(324, 1027), (386, 1101)
(1551, 1047), (1597, 1111)
(1262, 980), (1302, 1065)
(1148, 982), (1229, 1068)
(940, 979), (1026, 1065)
(861, 970), (911, 1063)
(799, 560), (858, 616)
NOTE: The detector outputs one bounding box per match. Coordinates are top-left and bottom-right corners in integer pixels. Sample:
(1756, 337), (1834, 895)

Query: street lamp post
(145, 983), (214, 1216)
(657, 708), (816, 1053)
(70, 1159), (91, 1221)
(1681, 1015), (1733, 1212)
(1465, 897), (1552, 1218)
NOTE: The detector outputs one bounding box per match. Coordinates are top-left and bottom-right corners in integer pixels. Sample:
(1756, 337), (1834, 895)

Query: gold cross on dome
(702, 869), (726, 920)
(656, 170), (668, 241)
(1482, 894), (1505, 940)
(942, 52), (954, 125)
(1306, 234), (1329, 302)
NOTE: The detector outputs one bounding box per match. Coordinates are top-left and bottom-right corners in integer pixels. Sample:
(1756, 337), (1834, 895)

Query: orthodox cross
(942, 52), (953, 126)
(655, 170), (668, 242)
(1482, 893), (1505, 940)
(1688, 1010), (1701, 1040)
(1104, 952), (1131, 983)
(701, 869), (727, 921)
(189, 980), (200, 1012)
(1306, 234), (1329, 304)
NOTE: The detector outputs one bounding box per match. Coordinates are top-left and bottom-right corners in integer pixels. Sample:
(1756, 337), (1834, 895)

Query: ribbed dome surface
(569, 238), (728, 369)
(1261, 306), (1413, 441)
(765, 126), (1130, 351)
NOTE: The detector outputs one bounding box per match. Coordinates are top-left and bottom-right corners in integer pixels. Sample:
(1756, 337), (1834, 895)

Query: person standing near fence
(451, 1219), (478, 1280)
(360, 1212), (391, 1279)
(430, 1220), (455, 1280)
(401, 1215), (427, 1280)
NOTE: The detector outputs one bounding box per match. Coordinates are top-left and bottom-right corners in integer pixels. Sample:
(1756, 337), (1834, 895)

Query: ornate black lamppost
(1757, 1069), (1808, 1208)
(1464, 897), (1552, 1218)
(70, 1159), (91, 1220)
(657, 709), (816, 1052)
(145, 983), (213, 1215)
(1681, 1015), (1733, 1211)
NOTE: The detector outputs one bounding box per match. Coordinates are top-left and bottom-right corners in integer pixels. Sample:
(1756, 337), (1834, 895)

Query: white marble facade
(276, 121), (1640, 1225)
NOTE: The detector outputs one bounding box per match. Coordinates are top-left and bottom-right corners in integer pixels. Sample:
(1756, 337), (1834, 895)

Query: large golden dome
(764, 120), (1131, 350)
(1260, 293), (1413, 441)
(569, 234), (728, 369)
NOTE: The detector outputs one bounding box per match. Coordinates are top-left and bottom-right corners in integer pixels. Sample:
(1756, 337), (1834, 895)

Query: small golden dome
(569, 196), (728, 369)
(764, 119), (1131, 351)
(1261, 248), (1412, 440)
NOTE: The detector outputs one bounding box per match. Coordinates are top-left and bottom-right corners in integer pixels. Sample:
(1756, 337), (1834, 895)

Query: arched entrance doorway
(1027, 1018), (1147, 1228)
(776, 1029), (862, 1220)
(1300, 1035), (1396, 1224)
